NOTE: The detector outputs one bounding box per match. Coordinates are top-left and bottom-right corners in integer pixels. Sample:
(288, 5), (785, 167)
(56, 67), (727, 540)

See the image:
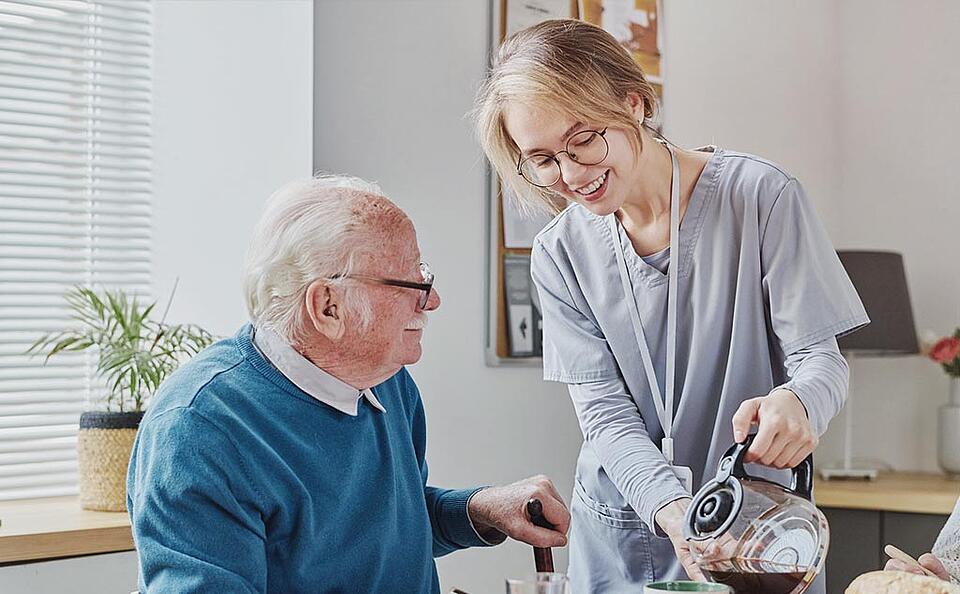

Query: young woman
(474, 19), (868, 592)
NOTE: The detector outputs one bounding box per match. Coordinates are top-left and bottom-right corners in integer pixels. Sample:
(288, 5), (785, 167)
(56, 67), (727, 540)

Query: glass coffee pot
(683, 435), (829, 594)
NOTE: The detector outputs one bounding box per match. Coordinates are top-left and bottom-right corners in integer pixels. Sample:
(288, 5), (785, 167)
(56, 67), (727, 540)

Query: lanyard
(606, 144), (681, 464)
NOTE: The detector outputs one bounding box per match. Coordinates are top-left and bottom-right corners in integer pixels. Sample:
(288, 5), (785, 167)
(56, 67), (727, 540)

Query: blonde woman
(474, 19), (867, 592)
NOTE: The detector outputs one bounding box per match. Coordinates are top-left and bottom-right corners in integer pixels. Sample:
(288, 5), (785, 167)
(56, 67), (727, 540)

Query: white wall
(821, 0), (960, 471)
(0, 2), (313, 593)
(661, 0), (842, 235)
(152, 0), (314, 334)
(0, 551), (138, 594)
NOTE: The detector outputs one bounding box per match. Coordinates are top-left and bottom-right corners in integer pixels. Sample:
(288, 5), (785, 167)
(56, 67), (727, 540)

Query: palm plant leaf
(28, 285), (216, 412)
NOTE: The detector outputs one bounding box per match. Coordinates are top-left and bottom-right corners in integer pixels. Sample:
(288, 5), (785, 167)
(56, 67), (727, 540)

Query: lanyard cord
(607, 144), (681, 464)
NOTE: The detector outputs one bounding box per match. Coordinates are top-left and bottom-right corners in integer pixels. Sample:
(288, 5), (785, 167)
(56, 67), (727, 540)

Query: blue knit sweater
(127, 325), (489, 593)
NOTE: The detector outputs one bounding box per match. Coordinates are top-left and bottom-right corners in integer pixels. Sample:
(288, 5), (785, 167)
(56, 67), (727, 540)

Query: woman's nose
(557, 153), (591, 189)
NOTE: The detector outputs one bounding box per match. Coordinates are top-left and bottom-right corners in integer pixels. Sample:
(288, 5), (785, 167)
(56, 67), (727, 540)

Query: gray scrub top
(530, 148), (868, 587)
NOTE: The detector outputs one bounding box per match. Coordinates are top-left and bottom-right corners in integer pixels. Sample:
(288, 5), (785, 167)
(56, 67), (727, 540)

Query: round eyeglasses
(516, 128), (609, 188)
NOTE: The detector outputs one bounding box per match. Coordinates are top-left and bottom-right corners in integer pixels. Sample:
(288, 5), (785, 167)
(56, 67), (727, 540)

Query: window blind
(0, 0), (152, 500)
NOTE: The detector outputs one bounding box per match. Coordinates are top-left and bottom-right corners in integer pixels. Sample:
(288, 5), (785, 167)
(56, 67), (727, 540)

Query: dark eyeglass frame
(330, 262), (434, 309)
(516, 128), (609, 188)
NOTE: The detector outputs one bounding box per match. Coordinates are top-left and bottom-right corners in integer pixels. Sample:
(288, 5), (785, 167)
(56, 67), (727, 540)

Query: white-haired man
(126, 176), (570, 594)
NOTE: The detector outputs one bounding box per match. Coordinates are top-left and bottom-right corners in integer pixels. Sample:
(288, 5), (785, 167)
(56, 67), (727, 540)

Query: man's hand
(884, 552), (952, 581)
(654, 497), (706, 581)
(732, 388), (817, 468)
(467, 475), (569, 548)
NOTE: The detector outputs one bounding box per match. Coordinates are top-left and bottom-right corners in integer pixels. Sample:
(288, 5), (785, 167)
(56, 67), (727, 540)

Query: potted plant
(29, 286), (214, 511)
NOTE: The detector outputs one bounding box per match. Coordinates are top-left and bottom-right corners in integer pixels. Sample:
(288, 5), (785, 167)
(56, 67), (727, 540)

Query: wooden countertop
(0, 496), (133, 564)
(0, 472), (956, 564)
(815, 471), (960, 515)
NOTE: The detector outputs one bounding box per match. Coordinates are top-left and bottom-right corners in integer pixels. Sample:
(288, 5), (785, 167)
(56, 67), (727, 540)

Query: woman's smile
(571, 169), (610, 203)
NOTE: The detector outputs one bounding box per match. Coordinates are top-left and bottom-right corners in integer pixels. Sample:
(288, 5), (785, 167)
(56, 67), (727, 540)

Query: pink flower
(929, 337), (960, 364)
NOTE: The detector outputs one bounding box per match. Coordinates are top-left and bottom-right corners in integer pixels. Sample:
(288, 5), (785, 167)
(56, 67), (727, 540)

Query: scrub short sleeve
(761, 179), (870, 355)
(531, 242), (620, 383)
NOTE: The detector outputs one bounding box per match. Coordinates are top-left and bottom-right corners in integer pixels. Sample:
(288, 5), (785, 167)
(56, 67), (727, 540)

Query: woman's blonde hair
(473, 18), (660, 216)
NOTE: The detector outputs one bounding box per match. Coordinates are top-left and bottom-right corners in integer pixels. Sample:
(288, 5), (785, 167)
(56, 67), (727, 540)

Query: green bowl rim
(644, 581), (731, 592)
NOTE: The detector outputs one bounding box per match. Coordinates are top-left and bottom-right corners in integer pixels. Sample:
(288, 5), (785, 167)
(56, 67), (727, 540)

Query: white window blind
(0, 0), (152, 500)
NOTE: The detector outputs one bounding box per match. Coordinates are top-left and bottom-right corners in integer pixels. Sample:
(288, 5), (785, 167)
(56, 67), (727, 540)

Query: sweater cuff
(438, 487), (501, 549)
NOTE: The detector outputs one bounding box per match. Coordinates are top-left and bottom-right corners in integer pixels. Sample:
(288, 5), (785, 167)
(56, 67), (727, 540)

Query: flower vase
(939, 378), (960, 478)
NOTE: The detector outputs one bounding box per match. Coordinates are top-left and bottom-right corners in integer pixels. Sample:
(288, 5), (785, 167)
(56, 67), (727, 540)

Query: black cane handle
(526, 498), (555, 573)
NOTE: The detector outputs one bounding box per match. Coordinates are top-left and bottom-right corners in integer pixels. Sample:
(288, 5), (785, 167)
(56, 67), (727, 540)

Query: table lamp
(820, 250), (919, 480)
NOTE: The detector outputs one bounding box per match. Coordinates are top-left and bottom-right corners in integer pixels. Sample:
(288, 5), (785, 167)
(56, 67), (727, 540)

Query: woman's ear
(305, 280), (345, 340)
(625, 91), (645, 121)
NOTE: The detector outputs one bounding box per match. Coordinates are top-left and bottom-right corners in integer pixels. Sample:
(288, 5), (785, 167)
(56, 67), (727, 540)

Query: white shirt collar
(252, 327), (386, 417)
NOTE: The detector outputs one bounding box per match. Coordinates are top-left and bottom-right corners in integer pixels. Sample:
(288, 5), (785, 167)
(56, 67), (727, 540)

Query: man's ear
(305, 280), (345, 340)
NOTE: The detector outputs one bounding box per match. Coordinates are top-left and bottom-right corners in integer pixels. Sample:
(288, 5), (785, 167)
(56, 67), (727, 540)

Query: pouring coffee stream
(683, 434), (829, 594)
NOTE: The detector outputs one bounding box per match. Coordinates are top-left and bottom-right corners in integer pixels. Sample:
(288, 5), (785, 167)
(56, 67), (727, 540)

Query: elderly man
(127, 175), (570, 593)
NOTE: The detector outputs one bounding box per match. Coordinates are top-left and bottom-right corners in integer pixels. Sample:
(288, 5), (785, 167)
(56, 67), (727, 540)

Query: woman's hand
(884, 552), (952, 581)
(654, 498), (706, 581)
(731, 388), (817, 468)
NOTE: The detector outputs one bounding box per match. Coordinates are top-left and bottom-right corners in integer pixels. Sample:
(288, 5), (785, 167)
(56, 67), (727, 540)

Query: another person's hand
(654, 497), (706, 581)
(731, 388), (817, 468)
(885, 552), (951, 581)
(467, 475), (569, 548)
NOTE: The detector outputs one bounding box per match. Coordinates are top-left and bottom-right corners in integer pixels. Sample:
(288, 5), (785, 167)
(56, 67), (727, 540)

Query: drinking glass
(504, 572), (569, 594)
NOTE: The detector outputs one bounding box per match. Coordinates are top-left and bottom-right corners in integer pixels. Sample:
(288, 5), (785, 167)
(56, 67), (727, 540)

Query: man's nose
(423, 287), (440, 311)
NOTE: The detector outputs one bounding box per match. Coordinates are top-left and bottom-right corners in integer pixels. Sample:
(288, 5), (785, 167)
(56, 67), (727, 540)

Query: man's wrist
(466, 487), (507, 545)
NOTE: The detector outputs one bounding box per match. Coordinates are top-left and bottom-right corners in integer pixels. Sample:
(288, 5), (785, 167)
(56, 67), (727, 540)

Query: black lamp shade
(836, 250), (918, 355)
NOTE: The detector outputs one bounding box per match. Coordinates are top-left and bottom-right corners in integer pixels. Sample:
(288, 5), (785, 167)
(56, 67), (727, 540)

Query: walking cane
(526, 498), (555, 573)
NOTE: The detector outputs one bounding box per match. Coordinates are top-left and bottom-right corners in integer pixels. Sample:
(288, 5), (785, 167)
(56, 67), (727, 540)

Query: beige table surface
(815, 471), (960, 515)
(0, 495), (133, 563)
(0, 472), (956, 564)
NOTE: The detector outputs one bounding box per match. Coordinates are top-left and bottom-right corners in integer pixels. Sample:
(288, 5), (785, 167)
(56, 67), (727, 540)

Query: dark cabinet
(822, 508), (881, 592)
(823, 508), (947, 593)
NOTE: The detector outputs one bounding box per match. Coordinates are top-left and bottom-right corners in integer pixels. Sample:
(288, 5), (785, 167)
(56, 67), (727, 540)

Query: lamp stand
(820, 353), (878, 480)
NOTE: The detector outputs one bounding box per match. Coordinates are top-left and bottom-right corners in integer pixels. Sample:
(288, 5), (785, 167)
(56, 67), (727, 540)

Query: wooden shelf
(815, 471), (960, 515)
(0, 496), (133, 563)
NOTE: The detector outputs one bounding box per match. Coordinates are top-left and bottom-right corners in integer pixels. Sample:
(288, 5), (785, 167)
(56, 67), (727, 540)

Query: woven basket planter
(78, 411), (144, 511)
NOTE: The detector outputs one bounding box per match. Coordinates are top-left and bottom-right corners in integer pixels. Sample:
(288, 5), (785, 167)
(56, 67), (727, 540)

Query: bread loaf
(846, 571), (960, 593)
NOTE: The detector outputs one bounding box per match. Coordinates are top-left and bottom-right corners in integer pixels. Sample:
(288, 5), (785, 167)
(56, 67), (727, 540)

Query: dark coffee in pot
(700, 559), (807, 594)
(702, 568), (804, 594)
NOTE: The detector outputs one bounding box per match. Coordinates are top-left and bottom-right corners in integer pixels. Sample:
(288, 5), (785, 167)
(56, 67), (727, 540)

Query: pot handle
(789, 452), (814, 501)
(717, 433), (814, 501)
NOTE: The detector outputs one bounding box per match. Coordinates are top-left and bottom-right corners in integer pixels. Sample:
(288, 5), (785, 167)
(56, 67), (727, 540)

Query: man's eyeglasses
(516, 128), (609, 188)
(331, 262), (434, 309)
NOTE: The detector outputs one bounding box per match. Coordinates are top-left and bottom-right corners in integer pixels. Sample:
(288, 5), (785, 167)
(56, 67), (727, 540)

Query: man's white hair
(243, 174), (385, 344)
